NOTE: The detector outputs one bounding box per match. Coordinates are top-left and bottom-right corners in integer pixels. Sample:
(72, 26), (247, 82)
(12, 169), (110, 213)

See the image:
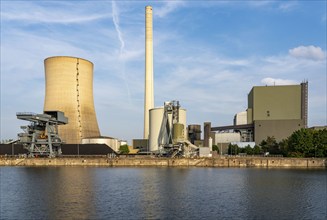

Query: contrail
(112, 1), (131, 103)
(112, 1), (125, 55)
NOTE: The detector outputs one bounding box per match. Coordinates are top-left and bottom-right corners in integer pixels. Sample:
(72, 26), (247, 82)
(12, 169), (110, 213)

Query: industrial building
(149, 103), (187, 152)
(247, 82), (308, 143)
(44, 56), (100, 144)
(210, 82), (308, 146)
(82, 136), (122, 152)
(187, 124), (202, 145)
(3, 5), (311, 158)
(234, 111), (247, 126)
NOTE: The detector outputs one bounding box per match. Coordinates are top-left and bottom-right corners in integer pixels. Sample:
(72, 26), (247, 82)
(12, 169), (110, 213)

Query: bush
(212, 145), (219, 153)
(119, 144), (129, 154)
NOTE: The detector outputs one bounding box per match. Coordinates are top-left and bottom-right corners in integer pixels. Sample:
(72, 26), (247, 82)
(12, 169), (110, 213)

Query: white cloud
(278, 2), (298, 11)
(111, 1), (131, 103)
(261, 77), (298, 86)
(112, 1), (125, 55)
(2, 2), (110, 24)
(1, 1), (326, 143)
(247, 1), (273, 7)
(156, 1), (185, 18)
(289, 45), (326, 60)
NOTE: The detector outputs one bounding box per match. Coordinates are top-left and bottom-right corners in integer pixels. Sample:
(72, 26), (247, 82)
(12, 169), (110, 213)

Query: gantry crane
(16, 111), (68, 157)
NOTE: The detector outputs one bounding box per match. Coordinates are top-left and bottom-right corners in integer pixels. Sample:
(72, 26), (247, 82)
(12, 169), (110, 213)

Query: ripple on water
(0, 167), (326, 219)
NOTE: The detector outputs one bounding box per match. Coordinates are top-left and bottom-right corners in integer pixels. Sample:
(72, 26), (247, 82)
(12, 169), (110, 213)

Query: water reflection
(242, 169), (327, 220)
(0, 167), (326, 219)
(1, 167), (96, 219)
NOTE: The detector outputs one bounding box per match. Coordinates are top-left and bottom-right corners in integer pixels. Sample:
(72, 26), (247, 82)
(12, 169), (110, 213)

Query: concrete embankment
(0, 157), (326, 168)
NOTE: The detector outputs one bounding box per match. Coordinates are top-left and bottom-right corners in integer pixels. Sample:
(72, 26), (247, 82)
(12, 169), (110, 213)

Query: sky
(1, 0), (326, 144)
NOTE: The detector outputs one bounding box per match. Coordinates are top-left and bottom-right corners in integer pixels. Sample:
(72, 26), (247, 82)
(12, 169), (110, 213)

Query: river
(0, 167), (326, 219)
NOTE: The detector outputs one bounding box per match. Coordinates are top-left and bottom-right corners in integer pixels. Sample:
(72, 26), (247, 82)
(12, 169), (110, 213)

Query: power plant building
(44, 56), (100, 144)
(234, 111), (247, 125)
(149, 106), (186, 152)
(211, 82), (308, 145)
(247, 82), (308, 143)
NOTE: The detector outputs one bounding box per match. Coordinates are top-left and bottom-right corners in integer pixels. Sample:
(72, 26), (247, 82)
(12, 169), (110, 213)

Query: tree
(253, 145), (261, 155)
(228, 144), (239, 155)
(278, 139), (289, 157)
(119, 144), (130, 154)
(244, 145), (254, 155)
(212, 145), (219, 154)
(260, 136), (281, 155)
(312, 129), (327, 157)
(287, 128), (314, 157)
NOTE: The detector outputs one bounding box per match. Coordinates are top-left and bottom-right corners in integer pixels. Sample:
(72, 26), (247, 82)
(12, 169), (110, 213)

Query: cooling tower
(44, 56), (100, 144)
(144, 5), (154, 139)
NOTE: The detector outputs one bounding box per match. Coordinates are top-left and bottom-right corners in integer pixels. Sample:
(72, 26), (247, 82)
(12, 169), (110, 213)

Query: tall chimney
(144, 6), (154, 139)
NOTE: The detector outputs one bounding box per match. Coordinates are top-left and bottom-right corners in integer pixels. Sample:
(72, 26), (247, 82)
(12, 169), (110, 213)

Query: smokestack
(144, 6), (154, 139)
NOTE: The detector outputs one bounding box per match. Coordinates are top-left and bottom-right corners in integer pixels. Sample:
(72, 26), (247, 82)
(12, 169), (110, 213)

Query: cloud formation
(112, 1), (125, 55)
(261, 77), (298, 86)
(289, 46), (326, 61)
(278, 2), (298, 11)
(156, 1), (185, 18)
(111, 1), (131, 103)
(2, 2), (109, 24)
(1, 1), (326, 143)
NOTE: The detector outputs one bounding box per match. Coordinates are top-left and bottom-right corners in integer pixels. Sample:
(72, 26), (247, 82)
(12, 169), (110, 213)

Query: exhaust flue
(144, 6), (154, 139)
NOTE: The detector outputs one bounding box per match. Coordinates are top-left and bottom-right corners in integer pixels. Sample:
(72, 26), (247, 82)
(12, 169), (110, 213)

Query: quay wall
(0, 157), (326, 168)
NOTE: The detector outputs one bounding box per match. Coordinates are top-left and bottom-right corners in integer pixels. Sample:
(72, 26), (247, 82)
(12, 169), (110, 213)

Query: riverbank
(0, 156), (326, 168)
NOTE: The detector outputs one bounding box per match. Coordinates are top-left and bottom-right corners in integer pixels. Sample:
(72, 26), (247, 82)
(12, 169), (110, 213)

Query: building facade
(247, 82), (308, 144)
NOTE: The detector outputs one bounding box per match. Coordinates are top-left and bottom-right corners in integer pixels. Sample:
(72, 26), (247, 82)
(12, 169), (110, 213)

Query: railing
(226, 154), (284, 158)
(16, 112), (36, 116)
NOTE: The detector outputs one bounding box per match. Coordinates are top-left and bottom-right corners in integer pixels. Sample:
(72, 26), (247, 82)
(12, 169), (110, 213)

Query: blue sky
(1, 0), (326, 143)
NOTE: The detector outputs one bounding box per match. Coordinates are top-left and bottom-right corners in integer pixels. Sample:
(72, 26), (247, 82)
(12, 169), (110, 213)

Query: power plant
(1, 5), (316, 158)
(209, 82), (309, 154)
(142, 6), (197, 157)
(44, 56), (100, 144)
(149, 101), (198, 157)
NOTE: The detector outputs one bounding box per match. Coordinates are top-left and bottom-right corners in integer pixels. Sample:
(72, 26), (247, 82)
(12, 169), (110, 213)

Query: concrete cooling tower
(44, 56), (100, 144)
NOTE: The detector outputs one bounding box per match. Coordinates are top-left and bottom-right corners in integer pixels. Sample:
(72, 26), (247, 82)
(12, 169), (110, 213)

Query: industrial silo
(188, 124), (201, 144)
(173, 123), (185, 143)
(44, 56), (100, 144)
(149, 107), (186, 152)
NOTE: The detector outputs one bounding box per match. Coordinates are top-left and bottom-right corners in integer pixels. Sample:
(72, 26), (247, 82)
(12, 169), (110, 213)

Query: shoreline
(0, 157), (326, 168)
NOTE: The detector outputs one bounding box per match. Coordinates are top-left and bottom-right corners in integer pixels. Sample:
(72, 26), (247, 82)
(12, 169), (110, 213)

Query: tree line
(214, 128), (327, 158)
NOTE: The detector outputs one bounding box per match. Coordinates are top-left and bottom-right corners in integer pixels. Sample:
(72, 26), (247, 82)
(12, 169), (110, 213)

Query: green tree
(278, 139), (289, 157)
(260, 136), (281, 155)
(312, 129), (327, 157)
(228, 144), (239, 155)
(253, 145), (261, 155)
(119, 144), (130, 154)
(212, 145), (219, 154)
(244, 145), (254, 155)
(287, 128), (314, 157)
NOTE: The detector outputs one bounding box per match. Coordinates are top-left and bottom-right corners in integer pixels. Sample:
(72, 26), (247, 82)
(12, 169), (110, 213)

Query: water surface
(0, 167), (326, 219)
